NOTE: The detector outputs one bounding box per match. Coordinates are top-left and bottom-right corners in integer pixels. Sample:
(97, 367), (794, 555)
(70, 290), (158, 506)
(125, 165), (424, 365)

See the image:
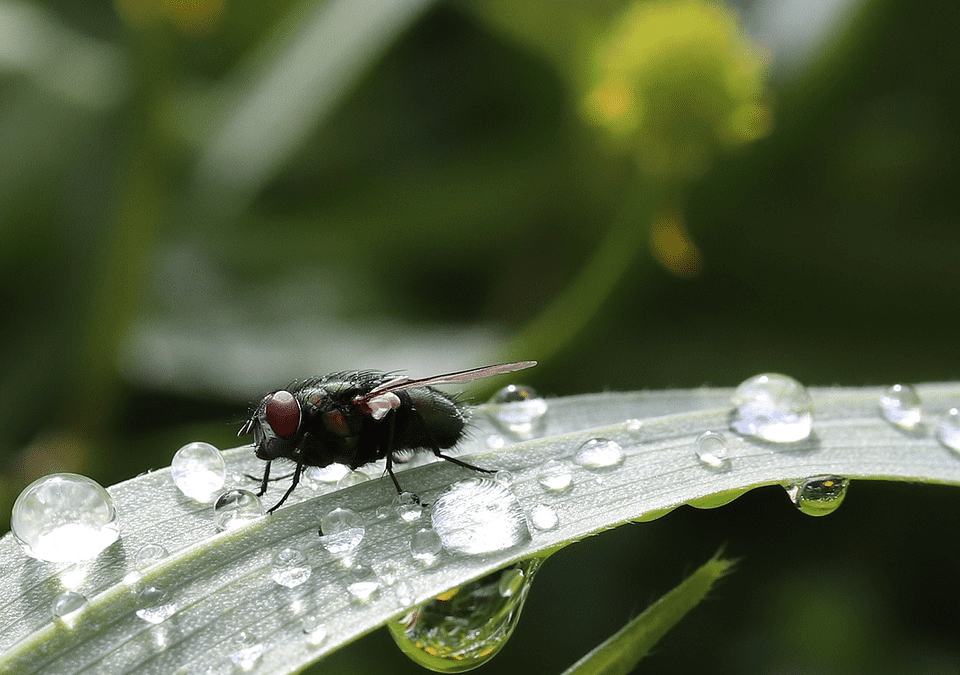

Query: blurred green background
(2, 0), (958, 672)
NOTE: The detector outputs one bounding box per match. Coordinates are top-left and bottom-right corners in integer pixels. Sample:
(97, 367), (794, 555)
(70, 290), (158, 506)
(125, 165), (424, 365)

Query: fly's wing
(361, 361), (537, 398)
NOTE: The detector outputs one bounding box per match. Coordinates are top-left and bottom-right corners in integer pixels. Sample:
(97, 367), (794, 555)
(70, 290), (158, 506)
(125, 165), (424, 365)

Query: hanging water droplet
(537, 459), (573, 492)
(229, 631), (264, 670)
(879, 384), (922, 431)
(318, 507), (365, 554)
(695, 431), (729, 469)
(305, 463), (349, 484)
(410, 528), (443, 562)
(213, 490), (264, 531)
(488, 384), (548, 438)
(936, 408), (960, 453)
(430, 478), (531, 556)
(11, 473), (120, 563)
(52, 590), (88, 622)
(528, 503), (559, 531)
(784, 476), (849, 516)
(388, 559), (540, 672)
(394, 492), (423, 523)
(346, 564), (380, 602)
(135, 585), (176, 624)
(337, 470), (370, 489)
(730, 373), (813, 443)
(574, 438), (625, 469)
(301, 615), (328, 646)
(134, 543), (169, 567)
(271, 547), (312, 588)
(171, 442), (226, 502)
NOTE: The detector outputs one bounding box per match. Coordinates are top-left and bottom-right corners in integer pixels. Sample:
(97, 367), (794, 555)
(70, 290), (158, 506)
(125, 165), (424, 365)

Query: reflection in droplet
(318, 508), (365, 554)
(389, 559), (541, 672)
(537, 459), (572, 492)
(784, 476), (849, 516)
(135, 585), (176, 624)
(346, 565), (380, 602)
(574, 438), (625, 469)
(430, 479), (531, 556)
(272, 547), (312, 588)
(213, 490), (264, 531)
(937, 408), (960, 453)
(410, 528), (443, 561)
(879, 384), (922, 431)
(730, 373), (813, 443)
(52, 591), (88, 622)
(11, 473), (120, 563)
(695, 431), (729, 469)
(528, 503), (559, 531)
(488, 384), (548, 438)
(171, 441), (226, 502)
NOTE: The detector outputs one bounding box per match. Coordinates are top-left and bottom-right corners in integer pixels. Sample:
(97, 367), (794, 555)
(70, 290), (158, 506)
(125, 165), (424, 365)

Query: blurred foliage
(1, 0), (959, 672)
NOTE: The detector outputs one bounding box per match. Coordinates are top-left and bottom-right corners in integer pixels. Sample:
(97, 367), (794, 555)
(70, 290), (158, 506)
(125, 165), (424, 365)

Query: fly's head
(239, 390), (302, 460)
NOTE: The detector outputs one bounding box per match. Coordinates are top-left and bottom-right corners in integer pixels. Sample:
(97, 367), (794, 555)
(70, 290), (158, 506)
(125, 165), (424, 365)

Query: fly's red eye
(322, 409), (350, 437)
(265, 391), (300, 438)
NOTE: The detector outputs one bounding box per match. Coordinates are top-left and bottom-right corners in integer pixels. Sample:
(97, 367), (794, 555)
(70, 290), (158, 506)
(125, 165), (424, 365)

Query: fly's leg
(245, 469), (295, 483)
(382, 412), (425, 506)
(252, 460), (272, 497)
(267, 461), (303, 514)
(431, 450), (495, 474)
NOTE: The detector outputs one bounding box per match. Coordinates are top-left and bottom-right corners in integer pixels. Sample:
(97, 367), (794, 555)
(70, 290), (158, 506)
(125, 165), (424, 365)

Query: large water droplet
(430, 478), (531, 556)
(271, 547), (312, 588)
(171, 442), (226, 502)
(318, 507), (365, 554)
(135, 585), (176, 624)
(937, 408), (960, 453)
(573, 438), (625, 469)
(730, 373), (813, 443)
(488, 384), (547, 437)
(389, 559), (540, 672)
(695, 431), (729, 469)
(784, 476), (849, 516)
(11, 473), (120, 562)
(52, 590), (88, 622)
(213, 490), (264, 531)
(878, 384), (922, 431)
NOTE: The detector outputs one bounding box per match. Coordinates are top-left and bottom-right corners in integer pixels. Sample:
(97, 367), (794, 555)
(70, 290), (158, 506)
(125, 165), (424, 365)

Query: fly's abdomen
(397, 387), (466, 449)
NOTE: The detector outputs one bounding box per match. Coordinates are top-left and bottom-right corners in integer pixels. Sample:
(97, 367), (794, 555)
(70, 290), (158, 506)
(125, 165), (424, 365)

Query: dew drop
(937, 408), (960, 453)
(695, 431), (729, 469)
(410, 528), (443, 561)
(488, 384), (548, 437)
(213, 490), (264, 531)
(784, 476), (849, 516)
(537, 459), (573, 492)
(337, 470), (370, 489)
(528, 503), (559, 531)
(134, 543), (169, 567)
(495, 470), (514, 486)
(388, 559), (540, 672)
(171, 442), (226, 502)
(879, 384), (922, 431)
(430, 478), (531, 556)
(346, 564), (380, 602)
(52, 590), (87, 622)
(394, 492), (423, 523)
(301, 615), (328, 646)
(11, 473), (120, 563)
(574, 438), (625, 470)
(730, 373), (813, 443)
(271, 547), (312, 588)
(135, 585), (176, 624)
(229, 631), (264, 670)
(318, 507), (365, 554)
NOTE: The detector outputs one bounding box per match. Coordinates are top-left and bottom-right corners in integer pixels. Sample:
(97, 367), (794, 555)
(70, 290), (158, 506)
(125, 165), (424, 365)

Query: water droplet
(346, 564), (380, 602)
(528, 503), (559, 531)
(695, 431), (729, 469)
(11, 473), (120, 563)
(389, 559), (540, 672)
(171, 441), (226, 502)
(485, 434), (506, 449)
(52, 591), (87, 622)
(271, 547), (312, 588)
(785, 476), (849, 516)
(495, 470), (514, 485)
(430, 478), (531, 555)
(301, 615), (328, 646)
(318, 508), (365, 554)
(625, 419), (643, 432)
(337, 470), (370, 489)
(936, 408), (960, 453)
(305, 463), (349, 484)
(410, 528), (443, 561)
(574, 438), (625, 469)
(537, 459), (573, 492)
(394, 492), (423, 523)
(879, 384), (922, 431)
(488, 384), (548, 437)
(135, 585), (176, 624)
(135, 543), (169, 567)
(229, 631), (264, 670)
(213, 490), (264, 531)
(730, 373), (813, 443)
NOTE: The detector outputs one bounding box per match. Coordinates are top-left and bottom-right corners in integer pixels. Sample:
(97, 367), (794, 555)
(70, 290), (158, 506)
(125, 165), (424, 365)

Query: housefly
(239, 361), (537, 513)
